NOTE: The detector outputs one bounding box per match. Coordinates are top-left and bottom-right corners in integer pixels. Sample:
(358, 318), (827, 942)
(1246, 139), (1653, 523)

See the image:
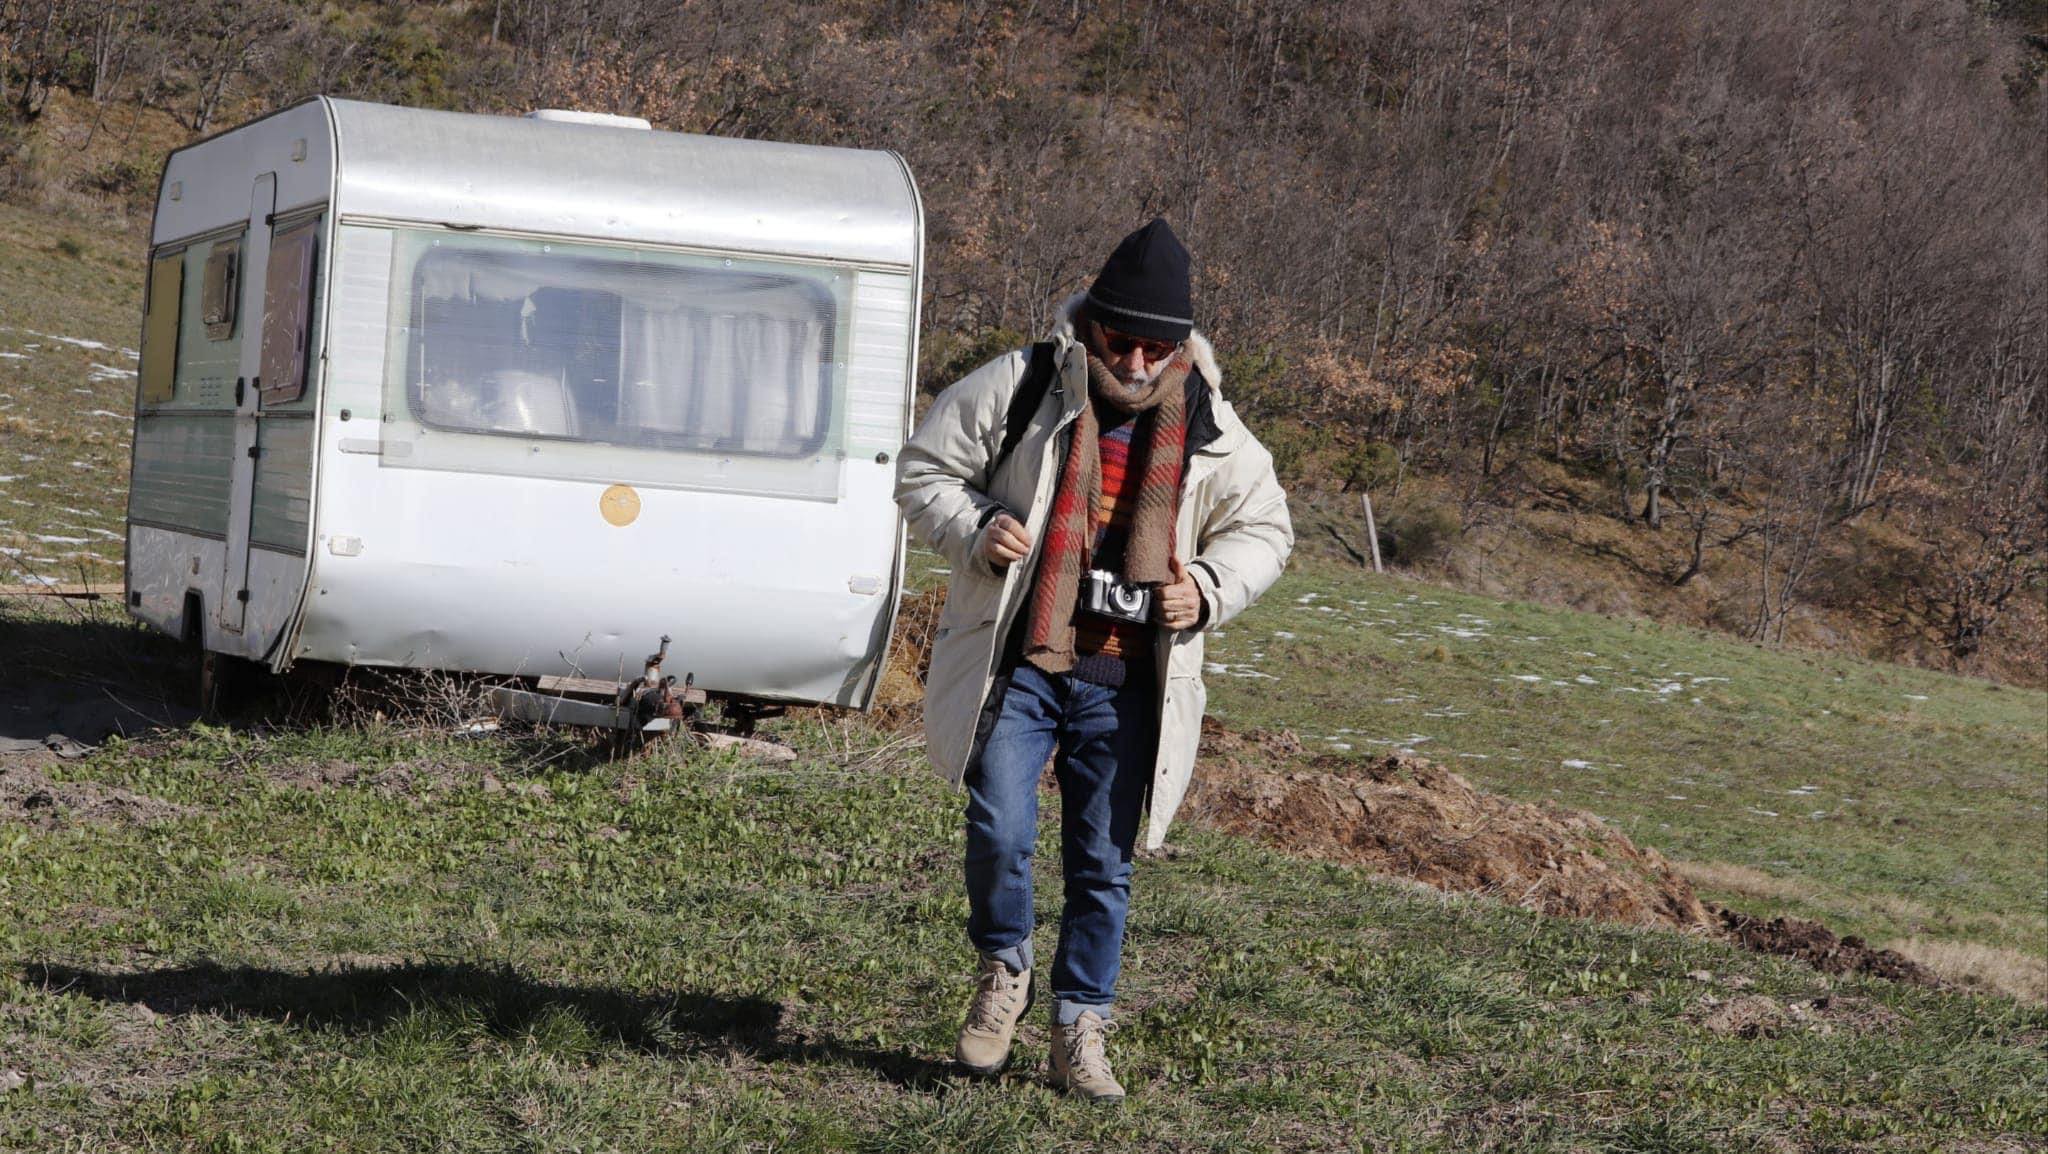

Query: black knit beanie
(1084, 218), (1193, 342)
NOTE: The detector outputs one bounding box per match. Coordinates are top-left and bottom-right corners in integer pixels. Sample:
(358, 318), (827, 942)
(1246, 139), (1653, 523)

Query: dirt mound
(1713, 907), (1938, 986)
(1183, 722), (1951, 988)
(0, 763), (193, 828)
(1184, 720), (1712, 930)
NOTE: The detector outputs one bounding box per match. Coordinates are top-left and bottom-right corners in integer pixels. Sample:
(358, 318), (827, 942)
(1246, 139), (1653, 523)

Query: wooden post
(1361, 492), (1383, 573)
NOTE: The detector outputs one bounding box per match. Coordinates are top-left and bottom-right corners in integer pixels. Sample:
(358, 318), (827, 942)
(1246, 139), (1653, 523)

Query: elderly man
(894, 218), (1293, 1102)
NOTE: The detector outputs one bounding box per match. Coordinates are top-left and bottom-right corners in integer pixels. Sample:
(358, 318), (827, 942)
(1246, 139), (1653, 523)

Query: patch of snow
(1903, 694), (1929, 701)
(32, 534), (88, 544)
(88, 410), (126, 419)
(1561, 758), (1594, 769)
(1273, 631), (1296, 640)
(0, 351), (26, 360)
(33, 331), (111, 351)
(1511, 674), (1544, 683)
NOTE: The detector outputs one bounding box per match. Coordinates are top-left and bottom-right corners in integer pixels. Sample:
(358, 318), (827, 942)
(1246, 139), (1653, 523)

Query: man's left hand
(1156, 557), (1202, 631)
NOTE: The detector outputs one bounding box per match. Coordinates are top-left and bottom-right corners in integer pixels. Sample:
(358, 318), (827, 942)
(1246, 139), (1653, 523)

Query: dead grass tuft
(1672, 860), (1814, 903)
(1884, 937), (2048, 1005)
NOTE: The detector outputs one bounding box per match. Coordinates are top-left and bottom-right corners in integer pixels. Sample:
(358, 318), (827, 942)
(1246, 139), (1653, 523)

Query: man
(894, 218), (1292, 1102)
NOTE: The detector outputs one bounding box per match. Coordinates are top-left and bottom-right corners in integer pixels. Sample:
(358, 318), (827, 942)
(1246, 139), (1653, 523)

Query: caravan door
(219, 173), (276, 637)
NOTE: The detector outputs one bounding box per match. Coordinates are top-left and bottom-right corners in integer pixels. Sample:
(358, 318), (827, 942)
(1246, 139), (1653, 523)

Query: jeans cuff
(984, 940), (1034, 975)
(1055, 998), (1111, 1025)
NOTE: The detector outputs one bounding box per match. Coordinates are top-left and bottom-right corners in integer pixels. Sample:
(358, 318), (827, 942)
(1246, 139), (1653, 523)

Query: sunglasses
(1093, 321), (1180, 362)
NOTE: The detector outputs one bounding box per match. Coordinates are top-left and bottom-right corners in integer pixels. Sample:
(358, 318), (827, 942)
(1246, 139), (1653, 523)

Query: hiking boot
(1048, 1009), (1124, 1103)
(955, 956), (1033, 1075)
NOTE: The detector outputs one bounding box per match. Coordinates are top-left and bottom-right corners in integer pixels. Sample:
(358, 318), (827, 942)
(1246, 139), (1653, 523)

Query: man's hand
(1156, 556), (1202, 631)
(981, 513), (1033, 567)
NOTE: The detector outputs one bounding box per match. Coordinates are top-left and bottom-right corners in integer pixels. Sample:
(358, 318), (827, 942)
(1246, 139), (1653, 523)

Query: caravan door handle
(235, 377), (245, 406)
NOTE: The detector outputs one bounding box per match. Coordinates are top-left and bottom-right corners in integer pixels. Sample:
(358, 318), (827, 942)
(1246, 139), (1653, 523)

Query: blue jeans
(964, 663), (1156, 1021)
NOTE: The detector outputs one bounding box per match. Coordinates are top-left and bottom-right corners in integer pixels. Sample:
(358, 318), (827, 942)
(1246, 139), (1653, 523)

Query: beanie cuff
(1084, 290), (1193, 343)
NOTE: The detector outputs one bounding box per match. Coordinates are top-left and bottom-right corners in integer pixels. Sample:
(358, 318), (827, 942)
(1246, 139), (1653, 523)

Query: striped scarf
(1021, 347), (1188, 675)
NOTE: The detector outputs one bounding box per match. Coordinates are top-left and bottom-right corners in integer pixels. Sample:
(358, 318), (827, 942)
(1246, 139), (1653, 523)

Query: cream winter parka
(894, 296), (1293, 849)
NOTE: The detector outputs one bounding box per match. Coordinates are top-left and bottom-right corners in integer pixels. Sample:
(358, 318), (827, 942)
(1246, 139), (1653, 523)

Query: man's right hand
(981, 513), (1033, 567)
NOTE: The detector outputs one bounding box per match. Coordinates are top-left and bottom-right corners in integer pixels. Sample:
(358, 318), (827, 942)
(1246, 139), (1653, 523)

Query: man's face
(1087, 319), (1182, 390)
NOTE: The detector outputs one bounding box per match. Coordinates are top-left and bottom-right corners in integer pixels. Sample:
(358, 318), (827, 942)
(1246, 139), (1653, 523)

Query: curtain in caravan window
(618, 282), (830, 455)
(405, 236), (839, 460)
(260, 219), (319, 406)
(139, 252), (184, 405)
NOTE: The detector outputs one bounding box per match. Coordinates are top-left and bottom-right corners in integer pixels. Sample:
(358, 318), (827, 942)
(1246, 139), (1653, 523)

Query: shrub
(1342, 442), (1400, 492)
(1381, 494), (1464, 565)
(918, 326), (1027, 396)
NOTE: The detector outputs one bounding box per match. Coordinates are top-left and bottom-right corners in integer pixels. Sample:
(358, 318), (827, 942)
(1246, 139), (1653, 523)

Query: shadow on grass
(26, 958), (950, 1089)
(0, 604), (198, 749)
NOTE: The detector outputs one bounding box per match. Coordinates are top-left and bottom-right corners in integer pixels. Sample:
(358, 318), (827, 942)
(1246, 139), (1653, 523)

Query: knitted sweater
(1071, 401), (1153, 687)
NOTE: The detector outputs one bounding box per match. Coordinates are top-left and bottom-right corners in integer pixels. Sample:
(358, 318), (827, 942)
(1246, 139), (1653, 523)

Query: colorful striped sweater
(1071, 401), (1153, 687)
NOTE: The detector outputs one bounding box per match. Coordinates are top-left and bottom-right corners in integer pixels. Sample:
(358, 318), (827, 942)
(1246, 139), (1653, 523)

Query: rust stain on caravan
(599, 484), (641, 527)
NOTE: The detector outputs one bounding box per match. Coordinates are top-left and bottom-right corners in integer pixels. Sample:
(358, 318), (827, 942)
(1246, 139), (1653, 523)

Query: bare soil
(1713, 906), (1938, 986)
(1690, 991), (1906, 1038)
(0, 763), (192, 828)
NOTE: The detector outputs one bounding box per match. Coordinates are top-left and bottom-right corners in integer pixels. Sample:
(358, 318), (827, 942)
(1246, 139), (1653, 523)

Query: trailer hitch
(617, 634), (707, 734)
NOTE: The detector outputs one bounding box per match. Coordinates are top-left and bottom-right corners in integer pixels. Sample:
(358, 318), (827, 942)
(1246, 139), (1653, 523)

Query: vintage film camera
(1080, 568), (1154, 625)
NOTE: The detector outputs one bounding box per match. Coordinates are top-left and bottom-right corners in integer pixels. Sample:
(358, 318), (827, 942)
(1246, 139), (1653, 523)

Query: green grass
(1190, 557), (2048, 971)
(0, 198), (144, 589)
(2, 700), (2043, 1152)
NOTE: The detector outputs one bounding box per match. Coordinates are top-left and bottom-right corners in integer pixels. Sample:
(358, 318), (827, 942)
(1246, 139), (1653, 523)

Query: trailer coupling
(485, 634), (707, 734)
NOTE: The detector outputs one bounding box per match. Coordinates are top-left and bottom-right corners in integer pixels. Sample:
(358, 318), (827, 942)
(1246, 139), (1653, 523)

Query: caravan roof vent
(524, 109), (653, 130)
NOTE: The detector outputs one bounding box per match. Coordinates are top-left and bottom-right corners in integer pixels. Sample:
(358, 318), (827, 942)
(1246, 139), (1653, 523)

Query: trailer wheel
(182, 591), (248, 721)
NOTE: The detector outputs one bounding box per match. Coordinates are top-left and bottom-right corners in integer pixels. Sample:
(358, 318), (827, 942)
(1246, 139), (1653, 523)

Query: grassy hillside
(1186, 557), (2048, 995)
(0, 197), (142, 589)
(1, 675), (2043, 1152)
(0, 157), (2042, 1149)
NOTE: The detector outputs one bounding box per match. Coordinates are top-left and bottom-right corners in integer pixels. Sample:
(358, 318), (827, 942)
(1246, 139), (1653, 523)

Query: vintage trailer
(125, 97), (923, 715)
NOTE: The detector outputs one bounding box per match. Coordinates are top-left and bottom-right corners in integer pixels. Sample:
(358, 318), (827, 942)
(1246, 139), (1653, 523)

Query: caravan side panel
(292, 223), (915, 704)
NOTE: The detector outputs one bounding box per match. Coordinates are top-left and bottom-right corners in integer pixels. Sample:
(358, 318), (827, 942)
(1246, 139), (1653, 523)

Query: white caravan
(125, 97), (923, 716)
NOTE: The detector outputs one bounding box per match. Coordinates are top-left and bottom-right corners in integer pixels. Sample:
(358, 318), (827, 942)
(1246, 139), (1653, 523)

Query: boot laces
(966, 963), (1019, 1032)
(1067, 1014), (1118, 1080)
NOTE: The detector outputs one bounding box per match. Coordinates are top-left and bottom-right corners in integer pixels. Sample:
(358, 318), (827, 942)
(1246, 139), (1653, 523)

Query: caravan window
(400, 233), (840, 459)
